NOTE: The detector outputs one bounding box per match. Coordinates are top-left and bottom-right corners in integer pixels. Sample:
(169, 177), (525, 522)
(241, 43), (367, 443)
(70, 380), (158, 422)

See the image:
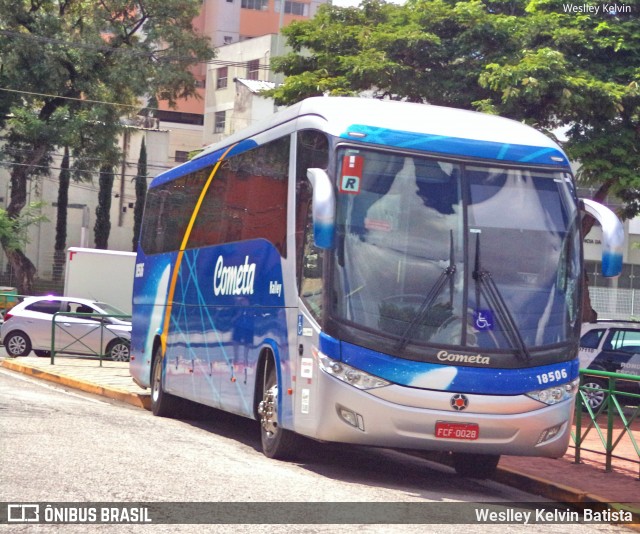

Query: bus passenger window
(300, 209), (323, 320)
(296, 130), (328, 320)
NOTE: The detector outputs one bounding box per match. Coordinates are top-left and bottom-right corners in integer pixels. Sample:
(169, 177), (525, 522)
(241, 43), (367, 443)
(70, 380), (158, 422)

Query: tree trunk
(3, 248), (36, 295)
(0, 143), (48, 295)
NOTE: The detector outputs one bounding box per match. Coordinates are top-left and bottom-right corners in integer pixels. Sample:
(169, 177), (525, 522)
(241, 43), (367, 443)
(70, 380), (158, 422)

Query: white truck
(64, 247), (136, 314)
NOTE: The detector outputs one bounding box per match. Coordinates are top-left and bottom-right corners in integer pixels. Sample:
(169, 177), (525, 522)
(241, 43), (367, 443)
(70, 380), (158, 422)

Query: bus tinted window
(140, 137), (290, 255)
(189, 136), (290, 254)
(140, 168), (208, 254)
(296, 130), (328, 319)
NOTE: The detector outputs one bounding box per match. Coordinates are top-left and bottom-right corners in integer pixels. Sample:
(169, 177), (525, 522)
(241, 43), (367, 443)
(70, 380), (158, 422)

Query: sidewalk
(2, 354), (639, 525)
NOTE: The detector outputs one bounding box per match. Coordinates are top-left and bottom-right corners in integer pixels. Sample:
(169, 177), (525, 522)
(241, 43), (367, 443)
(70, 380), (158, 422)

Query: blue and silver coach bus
(130, 97), (622, 478)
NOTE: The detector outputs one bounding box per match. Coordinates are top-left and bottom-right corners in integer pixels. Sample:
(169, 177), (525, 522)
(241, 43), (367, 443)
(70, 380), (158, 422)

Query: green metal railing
(50, 311), (131, 366)
(574, 369), (640, 478)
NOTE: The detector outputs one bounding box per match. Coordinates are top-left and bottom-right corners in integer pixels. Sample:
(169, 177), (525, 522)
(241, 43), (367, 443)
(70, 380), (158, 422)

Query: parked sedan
(1, 296), (131, 361)
(579, 320), (640, 411)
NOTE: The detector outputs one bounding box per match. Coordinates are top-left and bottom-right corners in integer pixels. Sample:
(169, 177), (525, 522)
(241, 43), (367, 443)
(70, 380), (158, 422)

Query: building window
(155, 110), (204, 126)
(275, 0), (309, 16)
(214, 111), (226, 134)
(175, 151), (190, 163)
(247, 59), (260, 81)
(241, 0), (268, 10)
(216, 67), (228, 89)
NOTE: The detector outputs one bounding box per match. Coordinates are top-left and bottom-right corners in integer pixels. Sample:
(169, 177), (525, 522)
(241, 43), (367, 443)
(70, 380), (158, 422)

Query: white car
(1, 296), (131, 361)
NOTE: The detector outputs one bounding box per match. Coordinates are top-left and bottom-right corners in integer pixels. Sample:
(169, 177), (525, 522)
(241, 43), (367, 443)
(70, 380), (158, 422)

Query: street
(0, 368), (632, 534)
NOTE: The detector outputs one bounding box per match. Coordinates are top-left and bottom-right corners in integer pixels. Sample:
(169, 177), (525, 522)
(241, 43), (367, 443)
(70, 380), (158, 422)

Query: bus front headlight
(526, 379), (579, 405)
(318, 352), (390, 390)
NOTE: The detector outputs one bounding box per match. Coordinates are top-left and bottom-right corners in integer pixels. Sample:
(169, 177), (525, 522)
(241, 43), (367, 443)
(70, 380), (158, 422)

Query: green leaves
(0, 203), (47, 252)
(271, 0), (640, 216)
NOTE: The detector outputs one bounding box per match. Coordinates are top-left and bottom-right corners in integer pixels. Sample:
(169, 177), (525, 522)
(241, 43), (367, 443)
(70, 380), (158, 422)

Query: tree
(0, 204), (47, 291)
(269, 0), (640, 320)
(132, 138), (148, 252)
(94, 165), (115, 250)
(0, 0), (214, 293)
(270, 0), (639, 202)
(53, 147), (70, 284)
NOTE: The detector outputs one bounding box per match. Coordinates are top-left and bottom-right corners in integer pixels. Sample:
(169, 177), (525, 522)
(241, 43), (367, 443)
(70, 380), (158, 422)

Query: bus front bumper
(301, 370), (574, 458)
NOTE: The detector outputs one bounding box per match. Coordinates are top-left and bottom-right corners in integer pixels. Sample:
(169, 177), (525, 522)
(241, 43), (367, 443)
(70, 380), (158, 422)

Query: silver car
(1, 296), (131, 361)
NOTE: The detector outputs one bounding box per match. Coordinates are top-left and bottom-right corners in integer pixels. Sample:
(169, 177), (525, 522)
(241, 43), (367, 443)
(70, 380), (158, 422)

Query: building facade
(0, 126), (170, 293)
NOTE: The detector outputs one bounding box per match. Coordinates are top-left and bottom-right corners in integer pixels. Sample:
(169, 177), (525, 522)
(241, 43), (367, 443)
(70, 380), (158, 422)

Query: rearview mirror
(306, 168), (335, 249)
(581, 199), (623, 277)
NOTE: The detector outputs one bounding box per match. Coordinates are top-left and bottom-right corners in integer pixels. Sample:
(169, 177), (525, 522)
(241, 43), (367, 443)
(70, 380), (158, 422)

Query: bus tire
(258, 355), (299, 460)
(150, 348), (182, 418)
(452, 452), (500, 479)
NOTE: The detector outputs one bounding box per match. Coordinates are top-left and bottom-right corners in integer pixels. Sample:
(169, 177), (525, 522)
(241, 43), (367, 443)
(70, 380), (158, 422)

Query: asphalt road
(0, 368), (631, 534)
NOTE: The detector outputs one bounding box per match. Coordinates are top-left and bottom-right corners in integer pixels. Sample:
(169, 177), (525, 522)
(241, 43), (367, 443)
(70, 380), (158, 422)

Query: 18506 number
(536, 369), (568, 385)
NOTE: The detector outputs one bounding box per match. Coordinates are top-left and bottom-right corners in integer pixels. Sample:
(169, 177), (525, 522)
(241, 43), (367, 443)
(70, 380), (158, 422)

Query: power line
(0, 159), (167, 180)
(3, 146), (175, 172)
(0, 29), (275, 71)
(0, 87), (151, 111)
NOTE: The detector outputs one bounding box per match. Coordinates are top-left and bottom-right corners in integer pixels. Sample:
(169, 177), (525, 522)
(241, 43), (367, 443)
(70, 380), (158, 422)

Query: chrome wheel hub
(258, 385), (278, 435)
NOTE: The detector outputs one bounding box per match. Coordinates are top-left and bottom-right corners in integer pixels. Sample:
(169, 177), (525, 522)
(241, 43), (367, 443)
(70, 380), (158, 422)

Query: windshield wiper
(396, 231), (456, 351)
(472, 234), (531, 362)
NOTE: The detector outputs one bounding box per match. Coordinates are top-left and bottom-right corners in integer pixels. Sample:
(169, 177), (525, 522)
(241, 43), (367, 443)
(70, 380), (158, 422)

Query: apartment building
(157, 0), (329, 165)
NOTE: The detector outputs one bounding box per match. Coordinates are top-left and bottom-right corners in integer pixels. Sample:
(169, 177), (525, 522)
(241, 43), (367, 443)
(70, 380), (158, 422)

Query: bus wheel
(452, 452), (500, 479)
(258, 357), (299, 460)
(151, 348), (182, 418)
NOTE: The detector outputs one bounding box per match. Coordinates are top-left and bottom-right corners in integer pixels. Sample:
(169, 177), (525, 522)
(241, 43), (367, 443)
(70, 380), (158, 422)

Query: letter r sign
(340, 155), (363, 194)
(341, 175), (360, 193)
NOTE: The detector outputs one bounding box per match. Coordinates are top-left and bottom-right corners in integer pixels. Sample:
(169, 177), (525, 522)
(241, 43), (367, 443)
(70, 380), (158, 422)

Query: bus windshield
(330, 148), (580, 358)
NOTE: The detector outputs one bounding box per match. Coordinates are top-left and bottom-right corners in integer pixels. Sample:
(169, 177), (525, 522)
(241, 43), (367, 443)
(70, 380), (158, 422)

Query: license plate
(435, 421), (479, 440)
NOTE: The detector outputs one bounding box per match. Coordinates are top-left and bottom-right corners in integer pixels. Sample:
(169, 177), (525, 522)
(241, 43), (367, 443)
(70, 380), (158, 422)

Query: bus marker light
(287, 388), (293, 395)
(337, 405), (365, 431)
(537, 424), (563, 444)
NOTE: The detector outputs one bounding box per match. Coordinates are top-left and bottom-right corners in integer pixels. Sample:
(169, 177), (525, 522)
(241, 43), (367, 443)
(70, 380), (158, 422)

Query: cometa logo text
(213, 255), (256, 296)
(437, 350), (490, 365)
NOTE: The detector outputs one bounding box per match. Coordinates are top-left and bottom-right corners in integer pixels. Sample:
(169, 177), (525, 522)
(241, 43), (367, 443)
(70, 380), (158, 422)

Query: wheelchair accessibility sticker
(474, 309), (494, 331)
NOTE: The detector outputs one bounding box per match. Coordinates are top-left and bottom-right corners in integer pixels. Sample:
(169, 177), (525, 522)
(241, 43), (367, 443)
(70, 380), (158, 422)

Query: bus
(130, 97), (623, 478)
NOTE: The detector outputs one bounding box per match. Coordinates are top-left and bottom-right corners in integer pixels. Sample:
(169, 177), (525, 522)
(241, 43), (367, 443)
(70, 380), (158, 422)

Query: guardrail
(574, 369), (640, 478)
(50, 311), (131, 366)
(0, 288), (19, 316)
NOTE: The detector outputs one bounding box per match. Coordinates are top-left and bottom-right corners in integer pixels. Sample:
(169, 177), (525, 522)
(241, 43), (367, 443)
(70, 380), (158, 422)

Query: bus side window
(297, 130), (328, 321)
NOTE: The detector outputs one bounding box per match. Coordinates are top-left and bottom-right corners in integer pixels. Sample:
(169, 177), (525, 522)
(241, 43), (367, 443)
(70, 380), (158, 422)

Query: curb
(1, 359), (151, 410)
(493, 466), (640, 528)
(416, 450), (619, 508)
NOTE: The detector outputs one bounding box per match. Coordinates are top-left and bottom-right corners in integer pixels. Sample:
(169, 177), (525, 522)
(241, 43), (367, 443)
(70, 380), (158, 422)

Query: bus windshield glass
(330, 148), (580, 357)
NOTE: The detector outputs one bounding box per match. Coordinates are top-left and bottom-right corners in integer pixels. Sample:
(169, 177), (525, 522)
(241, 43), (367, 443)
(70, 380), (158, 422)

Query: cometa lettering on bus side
(213, 255), (256, 296)
(437, 350), (491, 365)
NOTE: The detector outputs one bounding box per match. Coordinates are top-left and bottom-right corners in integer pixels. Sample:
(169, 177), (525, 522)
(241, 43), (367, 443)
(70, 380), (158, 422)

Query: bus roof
(152, 97), (569, 187)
